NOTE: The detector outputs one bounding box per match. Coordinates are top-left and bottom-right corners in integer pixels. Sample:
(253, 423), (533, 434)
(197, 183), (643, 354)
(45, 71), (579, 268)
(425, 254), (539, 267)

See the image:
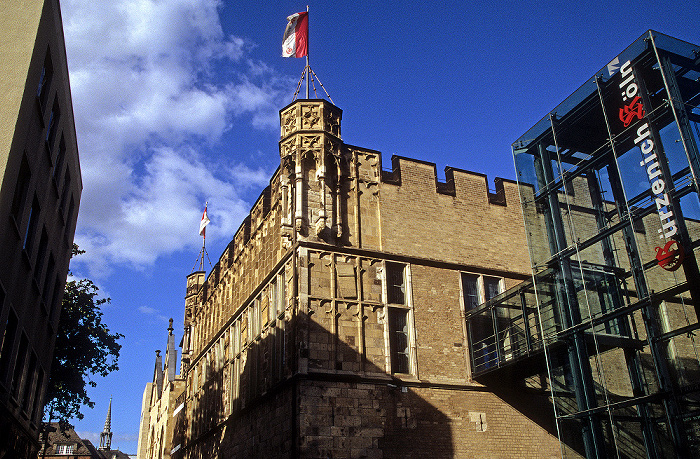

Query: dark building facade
(0, 0), (82, 456)
(467, 31), (700, 458)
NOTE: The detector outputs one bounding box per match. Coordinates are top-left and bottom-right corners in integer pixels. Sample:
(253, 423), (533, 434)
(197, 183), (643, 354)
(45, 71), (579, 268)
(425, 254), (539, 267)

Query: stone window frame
(382, 261), (417, 377)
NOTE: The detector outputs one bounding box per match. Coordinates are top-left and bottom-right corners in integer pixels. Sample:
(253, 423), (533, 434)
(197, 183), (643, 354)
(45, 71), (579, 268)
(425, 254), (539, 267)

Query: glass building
(466, 31), (700, 458)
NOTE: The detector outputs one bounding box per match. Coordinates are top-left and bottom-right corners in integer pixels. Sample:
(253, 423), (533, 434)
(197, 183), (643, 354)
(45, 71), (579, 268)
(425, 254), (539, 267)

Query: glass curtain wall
(511, 31), (700, 458)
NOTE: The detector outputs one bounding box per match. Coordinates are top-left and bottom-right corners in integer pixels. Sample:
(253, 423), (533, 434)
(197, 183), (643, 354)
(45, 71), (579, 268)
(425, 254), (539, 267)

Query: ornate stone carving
(301, 105), (321, 129)
(280, 137), (296, 159)
(325, 110), (340, 137)
(300, 134), (321, 151)
(315, 217), (326, 237)
(281, 106), (297, 137)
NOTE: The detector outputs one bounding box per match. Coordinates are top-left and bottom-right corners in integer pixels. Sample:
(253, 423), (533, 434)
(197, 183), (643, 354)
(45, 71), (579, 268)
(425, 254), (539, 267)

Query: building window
(35, 228), (49, 282)
(461, 273), (503, 373)
(483, 276), (502, 302)
(270, 278), (277, 322)
(52, 135), (66, 181)
(389, 308), (410, 374)
(22, 352), (37, 411)
(462, 274), (480, 311)
(23, 198), (40, 252)
(384, 262), (413, 374)
(55, 444), (75, 455)
(10, 156), (31, 225)
(59, 169), (71, 217)
(0, 310), (18, 385)
(45, 101), (60, 149)
(31, 368), (44, 423)
(461, 273), (503, 310)
(386, 262), (405, 304)
(43, 254), (56, 308)
(11, 334), (28, 398)
(37, 51), (53, 110)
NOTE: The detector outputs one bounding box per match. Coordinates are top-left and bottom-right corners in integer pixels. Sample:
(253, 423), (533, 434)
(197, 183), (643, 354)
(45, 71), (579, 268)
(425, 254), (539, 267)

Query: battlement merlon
(379, 154), (518, 207)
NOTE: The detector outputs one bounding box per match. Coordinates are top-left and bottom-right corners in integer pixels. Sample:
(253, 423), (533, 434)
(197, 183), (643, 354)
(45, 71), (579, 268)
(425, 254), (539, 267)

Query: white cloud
(138, 305), (170, 323)
(61, 0), (290, 276)
(138, 306), (157, 315)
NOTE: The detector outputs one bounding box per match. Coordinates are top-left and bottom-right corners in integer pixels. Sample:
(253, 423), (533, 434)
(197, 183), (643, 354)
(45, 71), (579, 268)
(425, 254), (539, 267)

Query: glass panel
(461, 273), (479, 311)
(483, 276), (501, 301)
(386, 262), (405, 305)
(389, 308), (409, 374)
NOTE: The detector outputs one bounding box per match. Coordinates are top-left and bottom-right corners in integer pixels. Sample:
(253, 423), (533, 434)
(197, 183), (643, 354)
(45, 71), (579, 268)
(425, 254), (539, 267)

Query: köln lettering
(618, 61), (677, 239)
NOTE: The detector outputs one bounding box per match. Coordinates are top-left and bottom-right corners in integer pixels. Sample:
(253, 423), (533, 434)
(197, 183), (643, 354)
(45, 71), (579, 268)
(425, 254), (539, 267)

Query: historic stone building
(0, 0), (82, 456)
(138, 321), (186, 459)
(147, 98), (565, 458)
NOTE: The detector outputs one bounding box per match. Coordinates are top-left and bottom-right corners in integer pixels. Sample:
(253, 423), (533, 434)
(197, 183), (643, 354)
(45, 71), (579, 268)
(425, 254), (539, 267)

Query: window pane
(389, 308), (409, 373)
(386, 262), (405, 304)
(462, 273), (479, 310)
(484, 276), (502, 301)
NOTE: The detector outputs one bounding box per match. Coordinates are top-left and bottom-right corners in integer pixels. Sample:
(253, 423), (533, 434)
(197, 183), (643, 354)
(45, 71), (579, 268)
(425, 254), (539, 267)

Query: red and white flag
(199, 206), (210, 238)
(282, 12), (308, 58)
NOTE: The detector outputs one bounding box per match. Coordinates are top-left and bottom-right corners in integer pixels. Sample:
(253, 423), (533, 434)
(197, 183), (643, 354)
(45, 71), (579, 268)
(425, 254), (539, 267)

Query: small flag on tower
(282, 12), (308, 58)
(199, 206), (210, 238)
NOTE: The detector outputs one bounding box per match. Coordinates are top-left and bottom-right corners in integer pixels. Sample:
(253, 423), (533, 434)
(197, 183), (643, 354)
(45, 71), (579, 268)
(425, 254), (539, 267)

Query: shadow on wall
(174, 309), (455, 459)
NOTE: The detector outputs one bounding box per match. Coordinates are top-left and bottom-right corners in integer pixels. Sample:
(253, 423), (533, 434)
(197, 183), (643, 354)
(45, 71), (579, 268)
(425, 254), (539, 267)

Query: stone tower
(278, 99), (343, 243)
(181, 271), (205, 375)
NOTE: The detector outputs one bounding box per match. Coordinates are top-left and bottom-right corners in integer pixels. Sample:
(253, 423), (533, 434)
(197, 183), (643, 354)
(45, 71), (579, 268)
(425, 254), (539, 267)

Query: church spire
(98, 396), (113, 450)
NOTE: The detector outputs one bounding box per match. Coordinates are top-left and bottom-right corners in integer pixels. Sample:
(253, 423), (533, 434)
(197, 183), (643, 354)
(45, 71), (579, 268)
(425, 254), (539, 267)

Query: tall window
(45, 101), (60, 149)
(386, 262), (405, 304)
(10, 157), (31, 224)
(52, 136), (66, 181)
(0, 310), (18, 384)
(462, 274), (480, 311)
(23, 198), (40, 252)
(59, 169), (71, 216)
(385, 262), (412, 374)
(11, 334), (28, 398)
(461, 273), (503, 372)
(22, 352), (37, 411)
(43, 255), (56, 308)
(389, 308), (410, 374)
(35, 228), (49, 282)
(37, 51), (53, 110)
(483, 276), (502, 302)
(31, 367), (44, 423)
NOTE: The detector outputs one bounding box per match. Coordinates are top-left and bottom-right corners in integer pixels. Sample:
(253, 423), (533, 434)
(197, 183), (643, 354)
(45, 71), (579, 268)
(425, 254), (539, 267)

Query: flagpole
(200, 201), (207, 271)
(305, 5), (309, 99)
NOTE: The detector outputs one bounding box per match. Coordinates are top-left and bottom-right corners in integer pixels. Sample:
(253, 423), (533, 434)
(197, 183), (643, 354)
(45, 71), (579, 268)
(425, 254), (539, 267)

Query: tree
(43, 244), (123, 425)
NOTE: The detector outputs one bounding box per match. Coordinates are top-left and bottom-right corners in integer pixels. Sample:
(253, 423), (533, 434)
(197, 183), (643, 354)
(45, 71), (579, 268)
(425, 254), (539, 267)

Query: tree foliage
(44, 245), (123, 424)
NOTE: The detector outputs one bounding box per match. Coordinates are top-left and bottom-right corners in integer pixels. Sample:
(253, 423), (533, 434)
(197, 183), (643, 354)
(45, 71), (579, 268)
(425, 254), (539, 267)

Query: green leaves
(44, 245), (123, 424)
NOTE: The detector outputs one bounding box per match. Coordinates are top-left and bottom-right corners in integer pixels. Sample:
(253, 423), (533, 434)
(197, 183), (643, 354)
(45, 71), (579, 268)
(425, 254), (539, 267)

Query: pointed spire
(98, 397), (113, 450)
(165, 318), (177, 383)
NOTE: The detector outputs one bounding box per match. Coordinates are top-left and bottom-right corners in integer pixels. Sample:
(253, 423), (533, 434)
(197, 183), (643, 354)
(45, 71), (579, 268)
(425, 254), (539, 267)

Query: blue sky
(58, 0), (700, 453)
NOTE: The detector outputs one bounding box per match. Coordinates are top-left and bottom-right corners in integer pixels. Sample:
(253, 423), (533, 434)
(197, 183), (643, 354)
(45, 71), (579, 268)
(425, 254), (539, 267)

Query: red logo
(619, 96), (645, 127)
(655, 240), (685, 271)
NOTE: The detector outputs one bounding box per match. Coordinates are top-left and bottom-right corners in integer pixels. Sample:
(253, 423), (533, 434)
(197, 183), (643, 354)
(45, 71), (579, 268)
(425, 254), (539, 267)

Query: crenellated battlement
(379, 154), (516, 207)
